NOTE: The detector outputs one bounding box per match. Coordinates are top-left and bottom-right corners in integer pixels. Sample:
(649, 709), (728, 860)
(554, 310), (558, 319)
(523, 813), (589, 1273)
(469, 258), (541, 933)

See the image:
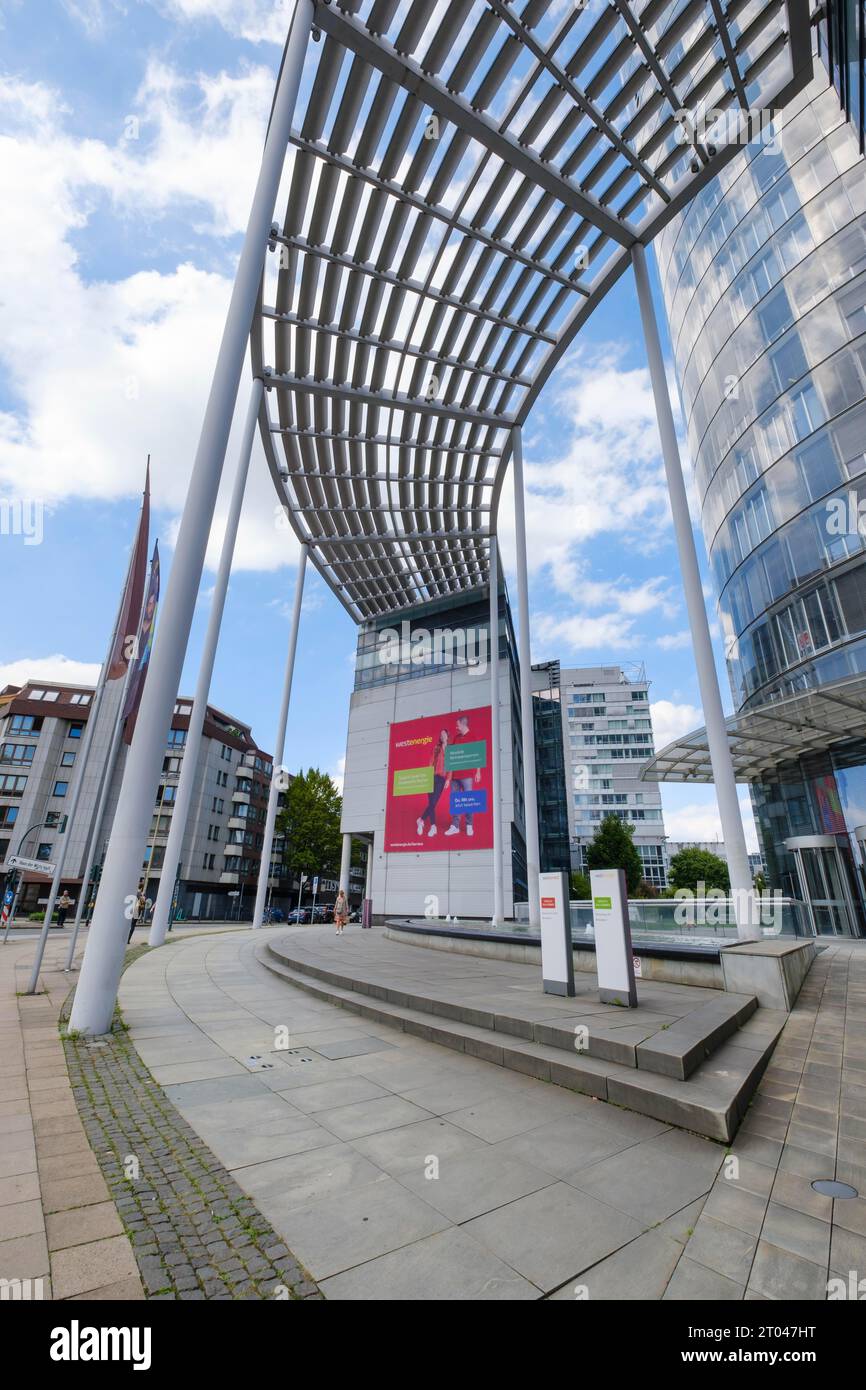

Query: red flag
(122, 542), (160, 744)
(108, 460), (150, 680)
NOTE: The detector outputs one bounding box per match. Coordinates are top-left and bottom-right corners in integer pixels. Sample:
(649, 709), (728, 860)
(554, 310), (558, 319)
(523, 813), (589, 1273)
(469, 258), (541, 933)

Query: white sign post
(590, 868), (637, 1007)
(7, 855), (55, 876)
(539, 869), (575, 997)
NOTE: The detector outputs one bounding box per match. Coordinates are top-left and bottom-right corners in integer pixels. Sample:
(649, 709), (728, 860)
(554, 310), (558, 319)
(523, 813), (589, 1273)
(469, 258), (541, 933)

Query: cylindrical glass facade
(657, 81), (866, 713)
(655, 78), (866, 931)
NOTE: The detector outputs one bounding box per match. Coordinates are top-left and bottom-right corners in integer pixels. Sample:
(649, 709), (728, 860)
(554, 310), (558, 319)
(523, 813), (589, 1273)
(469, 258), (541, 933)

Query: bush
(667, 847), (730, 895)
(569, 871), (591, 900)
(585, 815), (644, 895)
(28, 911), (45, 922)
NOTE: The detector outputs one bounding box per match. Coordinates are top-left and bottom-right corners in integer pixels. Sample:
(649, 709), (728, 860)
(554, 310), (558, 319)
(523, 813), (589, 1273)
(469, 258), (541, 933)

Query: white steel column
(65, 643), (141, 971)
(26, 553), (129, 993)
(70, 3), (313, 1033)
(338, 833), (352, 896)
(364, 840), (374, 899)
(632, 243), (757, 940)
(150, 378), (265, 946)
(489, 536), (504, 926)
(511, 429), (541, 930)
(252, 543), (307, 929)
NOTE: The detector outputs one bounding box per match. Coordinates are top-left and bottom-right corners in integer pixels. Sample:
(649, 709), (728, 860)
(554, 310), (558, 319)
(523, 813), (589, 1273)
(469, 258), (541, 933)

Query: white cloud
(0, 655), (102, 690)
(0, 70), (298, 574)
(532, 575), (679, 657)
(650, 698), (703, 751)
(497, 345), (677, 598)
(656, 630), (692, 651)
(157, 0), (287, 44)
(660, 790), (759, 854)
(331, 755), (345, 795)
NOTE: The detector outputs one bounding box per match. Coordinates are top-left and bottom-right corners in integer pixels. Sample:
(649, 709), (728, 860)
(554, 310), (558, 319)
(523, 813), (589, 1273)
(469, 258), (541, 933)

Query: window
(212, 797), (224, 814)
(167, 728), (187, 746)
(36, 843), (52, 861)
(0, 775), (27, 796)
(68, 692), (91, 705)
(1, 744), (35, 764)
(0, 806), (18, 828)
(52, 781), (68, 797)
(9, 715), (41, 735)
(60, 750), (76, 767)
(68, 723), (83, 739)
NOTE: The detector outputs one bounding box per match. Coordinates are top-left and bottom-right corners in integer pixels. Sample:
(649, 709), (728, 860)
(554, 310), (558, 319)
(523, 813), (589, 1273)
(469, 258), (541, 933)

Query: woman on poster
(417, 729), (449, 838)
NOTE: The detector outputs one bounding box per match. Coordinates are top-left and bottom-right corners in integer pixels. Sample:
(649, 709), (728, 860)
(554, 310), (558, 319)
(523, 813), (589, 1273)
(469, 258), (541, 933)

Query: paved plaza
(2, 923), (864, 1300)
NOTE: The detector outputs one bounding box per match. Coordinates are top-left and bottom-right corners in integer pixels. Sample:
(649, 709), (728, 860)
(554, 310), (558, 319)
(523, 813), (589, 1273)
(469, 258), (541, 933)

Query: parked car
(286, 907), (310, 923)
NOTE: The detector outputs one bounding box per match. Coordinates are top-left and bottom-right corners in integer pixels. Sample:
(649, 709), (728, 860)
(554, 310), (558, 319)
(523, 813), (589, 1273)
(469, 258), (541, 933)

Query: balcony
(219, 871), (239, 885)
(232, 791), (251, 805)
(227, 817), (246, 832)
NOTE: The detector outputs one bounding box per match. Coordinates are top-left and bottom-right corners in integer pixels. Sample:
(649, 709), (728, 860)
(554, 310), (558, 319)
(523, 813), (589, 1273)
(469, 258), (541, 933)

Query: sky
(0, 0), (758, 850)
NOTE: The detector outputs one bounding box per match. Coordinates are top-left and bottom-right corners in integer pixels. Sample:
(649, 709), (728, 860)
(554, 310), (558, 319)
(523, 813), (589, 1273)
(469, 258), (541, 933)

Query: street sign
(590, 868), (637, 1007)
(7, 855), (55, 875)
(312, 876), (319, 895)
(539, 869), (575, 997)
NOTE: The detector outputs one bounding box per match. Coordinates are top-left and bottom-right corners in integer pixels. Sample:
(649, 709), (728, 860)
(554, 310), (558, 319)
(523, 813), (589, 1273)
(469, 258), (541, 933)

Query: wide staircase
(255, 934), (789, 1143)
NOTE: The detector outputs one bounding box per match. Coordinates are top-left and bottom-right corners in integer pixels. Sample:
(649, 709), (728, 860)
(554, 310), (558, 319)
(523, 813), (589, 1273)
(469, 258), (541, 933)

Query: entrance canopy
(252, 0), (811, 621)
(642, 674), (866, 784)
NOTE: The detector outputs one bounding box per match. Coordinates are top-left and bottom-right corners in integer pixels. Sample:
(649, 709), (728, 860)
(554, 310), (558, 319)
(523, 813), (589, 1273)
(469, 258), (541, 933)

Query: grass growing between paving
(59, 944), (322, 1301)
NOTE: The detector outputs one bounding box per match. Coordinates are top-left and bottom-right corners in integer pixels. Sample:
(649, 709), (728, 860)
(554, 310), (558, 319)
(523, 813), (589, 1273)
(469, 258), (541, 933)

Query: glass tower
(655, 73), (866, 932)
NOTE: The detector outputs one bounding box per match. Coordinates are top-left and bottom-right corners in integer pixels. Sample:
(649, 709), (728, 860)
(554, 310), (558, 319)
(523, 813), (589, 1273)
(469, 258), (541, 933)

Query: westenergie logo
(50, 1321), (152, 1371)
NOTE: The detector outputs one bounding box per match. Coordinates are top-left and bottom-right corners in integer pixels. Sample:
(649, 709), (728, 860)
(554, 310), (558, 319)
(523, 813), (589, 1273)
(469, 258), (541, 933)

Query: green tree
(276, 768), (343, 882)
(570, 870), (591, 900)
(585, 815), (643, 895)
(667, 847), (730, 895)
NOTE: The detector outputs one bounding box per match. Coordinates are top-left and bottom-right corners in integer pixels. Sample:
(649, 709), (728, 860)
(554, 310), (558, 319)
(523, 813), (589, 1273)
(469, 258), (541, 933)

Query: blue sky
(0, 0), (758, 848)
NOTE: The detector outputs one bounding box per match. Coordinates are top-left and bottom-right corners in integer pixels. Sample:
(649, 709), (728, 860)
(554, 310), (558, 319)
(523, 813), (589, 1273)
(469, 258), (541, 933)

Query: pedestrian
(127, 888), (145, 944)
(55, 891), (74, 928)
(334, 889), (348, 936)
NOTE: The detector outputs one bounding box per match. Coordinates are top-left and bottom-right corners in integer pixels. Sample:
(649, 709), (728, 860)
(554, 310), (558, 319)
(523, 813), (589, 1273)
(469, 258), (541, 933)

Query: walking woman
(334, 889), (349, 936)
(417, 729), (449, 839)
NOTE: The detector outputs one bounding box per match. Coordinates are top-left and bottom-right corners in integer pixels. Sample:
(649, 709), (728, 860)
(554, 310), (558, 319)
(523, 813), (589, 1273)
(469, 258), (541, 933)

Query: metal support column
(632, 242), (757, 940)
(338, 833), (352, 896)
(511, 429), (541, 930)
(489, 536), (505, 926)
(252, 543), (308, 929)
(150, 378), (265, 946)
(69, 1), (314, 1032)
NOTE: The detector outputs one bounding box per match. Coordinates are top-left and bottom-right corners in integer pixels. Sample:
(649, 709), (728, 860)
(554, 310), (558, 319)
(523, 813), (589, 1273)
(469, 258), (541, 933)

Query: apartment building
(0, 678), (289, 921)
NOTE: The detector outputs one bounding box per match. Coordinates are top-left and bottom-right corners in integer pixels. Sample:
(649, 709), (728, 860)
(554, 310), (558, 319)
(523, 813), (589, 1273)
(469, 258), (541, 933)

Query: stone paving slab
(110, 925), (866, 1300)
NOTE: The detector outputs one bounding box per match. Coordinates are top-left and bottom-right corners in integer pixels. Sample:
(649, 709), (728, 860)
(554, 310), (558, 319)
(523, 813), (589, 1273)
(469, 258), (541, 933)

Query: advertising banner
(384, 704), (493, 852)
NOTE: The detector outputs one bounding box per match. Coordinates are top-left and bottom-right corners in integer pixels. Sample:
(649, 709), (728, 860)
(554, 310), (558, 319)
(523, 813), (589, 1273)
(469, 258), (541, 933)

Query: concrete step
(263, 938), (758, 1081)
(256, 942), (785, 1143)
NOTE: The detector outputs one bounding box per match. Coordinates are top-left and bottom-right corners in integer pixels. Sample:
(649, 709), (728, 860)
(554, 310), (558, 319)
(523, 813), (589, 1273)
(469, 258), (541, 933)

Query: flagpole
(64, 574), (149, 972)
(25, 470), (150, 994)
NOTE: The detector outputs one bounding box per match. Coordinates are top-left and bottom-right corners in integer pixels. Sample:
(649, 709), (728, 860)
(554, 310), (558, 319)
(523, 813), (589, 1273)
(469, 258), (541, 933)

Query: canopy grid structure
(251, 0), (812, 622)
(642, 674), (866, 784)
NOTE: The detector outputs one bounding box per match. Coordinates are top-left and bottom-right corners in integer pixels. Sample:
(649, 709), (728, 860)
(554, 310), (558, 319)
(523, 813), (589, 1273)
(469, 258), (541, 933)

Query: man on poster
(445, 713), (483, 839)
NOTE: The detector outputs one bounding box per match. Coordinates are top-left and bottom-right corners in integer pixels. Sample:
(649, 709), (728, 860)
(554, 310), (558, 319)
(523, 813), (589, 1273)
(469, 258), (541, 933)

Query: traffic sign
(7, 855), (55, 875)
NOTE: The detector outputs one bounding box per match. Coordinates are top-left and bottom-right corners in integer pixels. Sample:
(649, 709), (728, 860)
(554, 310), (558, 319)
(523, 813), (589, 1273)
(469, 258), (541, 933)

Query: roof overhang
(251, 0), (813, 622)
(643, 674), (866, 784)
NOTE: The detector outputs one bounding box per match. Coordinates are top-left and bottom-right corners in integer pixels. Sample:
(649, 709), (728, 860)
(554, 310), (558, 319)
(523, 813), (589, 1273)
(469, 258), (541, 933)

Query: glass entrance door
(784, 835), (864, 935)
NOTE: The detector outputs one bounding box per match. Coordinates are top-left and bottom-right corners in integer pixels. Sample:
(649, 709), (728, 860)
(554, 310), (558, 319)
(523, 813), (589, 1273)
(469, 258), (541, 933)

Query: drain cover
(811, 1179), (859, 1199)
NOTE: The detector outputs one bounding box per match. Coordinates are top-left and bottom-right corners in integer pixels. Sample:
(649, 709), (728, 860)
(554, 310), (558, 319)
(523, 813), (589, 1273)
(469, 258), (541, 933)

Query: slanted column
(511, 429), (541, 930)
(489, 536), (504, 926)
(252, 543), (308, 928)
(632, 242), (757, 940)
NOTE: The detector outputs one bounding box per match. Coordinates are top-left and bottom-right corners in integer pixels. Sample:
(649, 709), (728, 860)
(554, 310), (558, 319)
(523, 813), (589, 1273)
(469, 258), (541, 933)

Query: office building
(651, 68), (866, 934)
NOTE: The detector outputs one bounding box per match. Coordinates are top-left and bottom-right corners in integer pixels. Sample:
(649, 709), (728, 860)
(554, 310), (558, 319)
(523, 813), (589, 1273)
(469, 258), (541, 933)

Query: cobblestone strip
(60, 972), (322, 1302)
